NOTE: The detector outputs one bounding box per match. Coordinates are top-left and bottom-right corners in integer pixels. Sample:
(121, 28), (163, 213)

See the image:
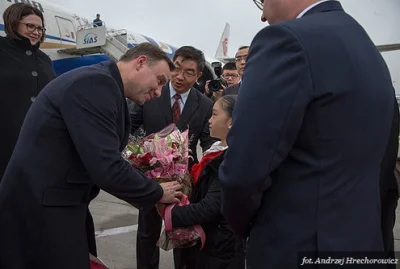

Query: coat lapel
(177, 88), (199, 130)
(159, 85), (173, 124)
(105, 60), (131, 151)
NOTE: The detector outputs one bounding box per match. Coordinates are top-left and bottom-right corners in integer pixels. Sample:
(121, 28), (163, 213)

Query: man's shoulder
(271, 7), (354, 40)
(44, 61), (119, 100)
(191, 87), (213, 107)
(59, 61), (115, 83)
(224, 84), (240, 95)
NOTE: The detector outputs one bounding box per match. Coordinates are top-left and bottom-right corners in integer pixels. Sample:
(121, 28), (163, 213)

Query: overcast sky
(46, 0), (400, 58)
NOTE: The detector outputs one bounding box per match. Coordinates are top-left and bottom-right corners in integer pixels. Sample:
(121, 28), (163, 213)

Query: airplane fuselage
(0, 0), (217, 84)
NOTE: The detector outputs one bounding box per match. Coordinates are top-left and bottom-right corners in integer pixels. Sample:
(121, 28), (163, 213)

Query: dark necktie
(172, 94), (181, 124)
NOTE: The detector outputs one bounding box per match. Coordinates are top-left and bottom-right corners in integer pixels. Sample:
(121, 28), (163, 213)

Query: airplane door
(55, 16), (76, 44)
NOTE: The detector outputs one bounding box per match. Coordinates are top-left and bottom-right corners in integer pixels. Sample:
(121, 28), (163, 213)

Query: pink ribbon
(164, 194), (206, 250)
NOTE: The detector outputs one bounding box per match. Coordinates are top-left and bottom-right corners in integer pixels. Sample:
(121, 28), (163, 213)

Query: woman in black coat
(0, 3), (56, 180)
(157, 95), (245, 269)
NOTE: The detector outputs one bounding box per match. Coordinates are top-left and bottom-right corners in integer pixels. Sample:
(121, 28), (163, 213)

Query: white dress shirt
(169, 81), (190, 113)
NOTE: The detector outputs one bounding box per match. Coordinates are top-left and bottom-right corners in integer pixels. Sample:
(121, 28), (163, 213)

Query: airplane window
(71, 32), (75, 40)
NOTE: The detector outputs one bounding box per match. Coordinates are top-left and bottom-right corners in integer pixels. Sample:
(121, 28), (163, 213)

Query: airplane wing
(377, 43), (400, 53)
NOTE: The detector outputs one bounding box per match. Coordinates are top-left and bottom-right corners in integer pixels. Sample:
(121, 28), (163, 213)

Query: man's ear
(196, 72), (203, 81)
(136, 55), (148, 70)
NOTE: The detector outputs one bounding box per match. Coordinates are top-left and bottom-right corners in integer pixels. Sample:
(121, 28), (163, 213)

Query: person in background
(204, 62), (240, 100)
(0, 2), (56, 182)
(157, 95), (245, 269)
(222, 46), (249, 96)
(93, 14), (103, 27)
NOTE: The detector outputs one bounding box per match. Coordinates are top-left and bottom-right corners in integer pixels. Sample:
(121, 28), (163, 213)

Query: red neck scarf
(190, 151), (224, 185)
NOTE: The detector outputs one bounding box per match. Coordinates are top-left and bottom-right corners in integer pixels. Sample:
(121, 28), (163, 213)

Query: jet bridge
(58, 26), (129, 61)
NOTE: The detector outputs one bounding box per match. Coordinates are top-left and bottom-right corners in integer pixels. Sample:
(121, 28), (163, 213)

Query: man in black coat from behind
(219, 1), (399, 268)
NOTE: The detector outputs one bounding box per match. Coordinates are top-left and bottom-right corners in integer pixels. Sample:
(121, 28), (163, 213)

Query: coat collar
(103, 60), (124, 98)
(102, 60), (130, 150)
(202, 150), (226, 176)
(6, 34), (40, 51)
(302, 0), (343, 17)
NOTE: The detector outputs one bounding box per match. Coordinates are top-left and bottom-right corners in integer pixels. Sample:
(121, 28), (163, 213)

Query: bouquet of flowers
(122, 123), (206, 250)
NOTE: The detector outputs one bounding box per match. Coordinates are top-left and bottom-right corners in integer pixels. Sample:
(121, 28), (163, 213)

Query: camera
(209, 62), (228, 92)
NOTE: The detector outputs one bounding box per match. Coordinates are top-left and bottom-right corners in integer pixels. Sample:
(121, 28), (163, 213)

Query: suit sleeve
(199, 100), (218, 152)
(380, 99), (399, 194)
(171, 179), (221, 227)
(218, 25), (313, 237)
(60, 76), (163, 208)
(128, 99), (144, 134)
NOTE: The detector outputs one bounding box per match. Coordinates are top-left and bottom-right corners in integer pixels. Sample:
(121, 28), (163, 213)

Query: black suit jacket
(128, 84), (217, 167)
(380, 99), (400, 195)
(219, 1), (396, 268)
(223, 82), (241, 96)
(0, 61), (163, 269)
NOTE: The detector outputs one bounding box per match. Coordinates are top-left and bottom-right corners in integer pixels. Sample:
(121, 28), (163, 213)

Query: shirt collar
(296, 0), (332, 18)
(204, 141), (228, 155)
(169, 81), (191, 104)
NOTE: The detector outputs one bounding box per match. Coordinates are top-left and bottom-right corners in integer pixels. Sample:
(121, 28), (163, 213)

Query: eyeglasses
(222, 73), (239, 79)
(19, 22), (46, 34)
(253, 0), (263, 10)
(172, 66), (196, 78)
(235, 55), (247, 63)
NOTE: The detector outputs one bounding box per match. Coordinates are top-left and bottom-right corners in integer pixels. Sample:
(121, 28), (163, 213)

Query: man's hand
(159, 181), (183, 204)
(212, 83), (226, 100)
(204, 80), (211, 95)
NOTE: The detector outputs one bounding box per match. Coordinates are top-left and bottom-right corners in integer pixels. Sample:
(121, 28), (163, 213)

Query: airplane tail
(215, 23), (230, 59)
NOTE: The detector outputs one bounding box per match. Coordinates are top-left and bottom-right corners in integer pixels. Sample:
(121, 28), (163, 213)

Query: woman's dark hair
(3, 3), (46, 43)
(219, 94), (237, 118)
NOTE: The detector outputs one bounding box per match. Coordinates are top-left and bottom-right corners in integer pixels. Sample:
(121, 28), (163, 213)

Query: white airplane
(2, 0), (400, 95)
(0, 0), (231, 91)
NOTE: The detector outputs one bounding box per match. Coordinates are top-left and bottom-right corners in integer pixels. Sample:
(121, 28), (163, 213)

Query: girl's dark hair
(3, 3), (46, 43)
(219, 94), (237, 118)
